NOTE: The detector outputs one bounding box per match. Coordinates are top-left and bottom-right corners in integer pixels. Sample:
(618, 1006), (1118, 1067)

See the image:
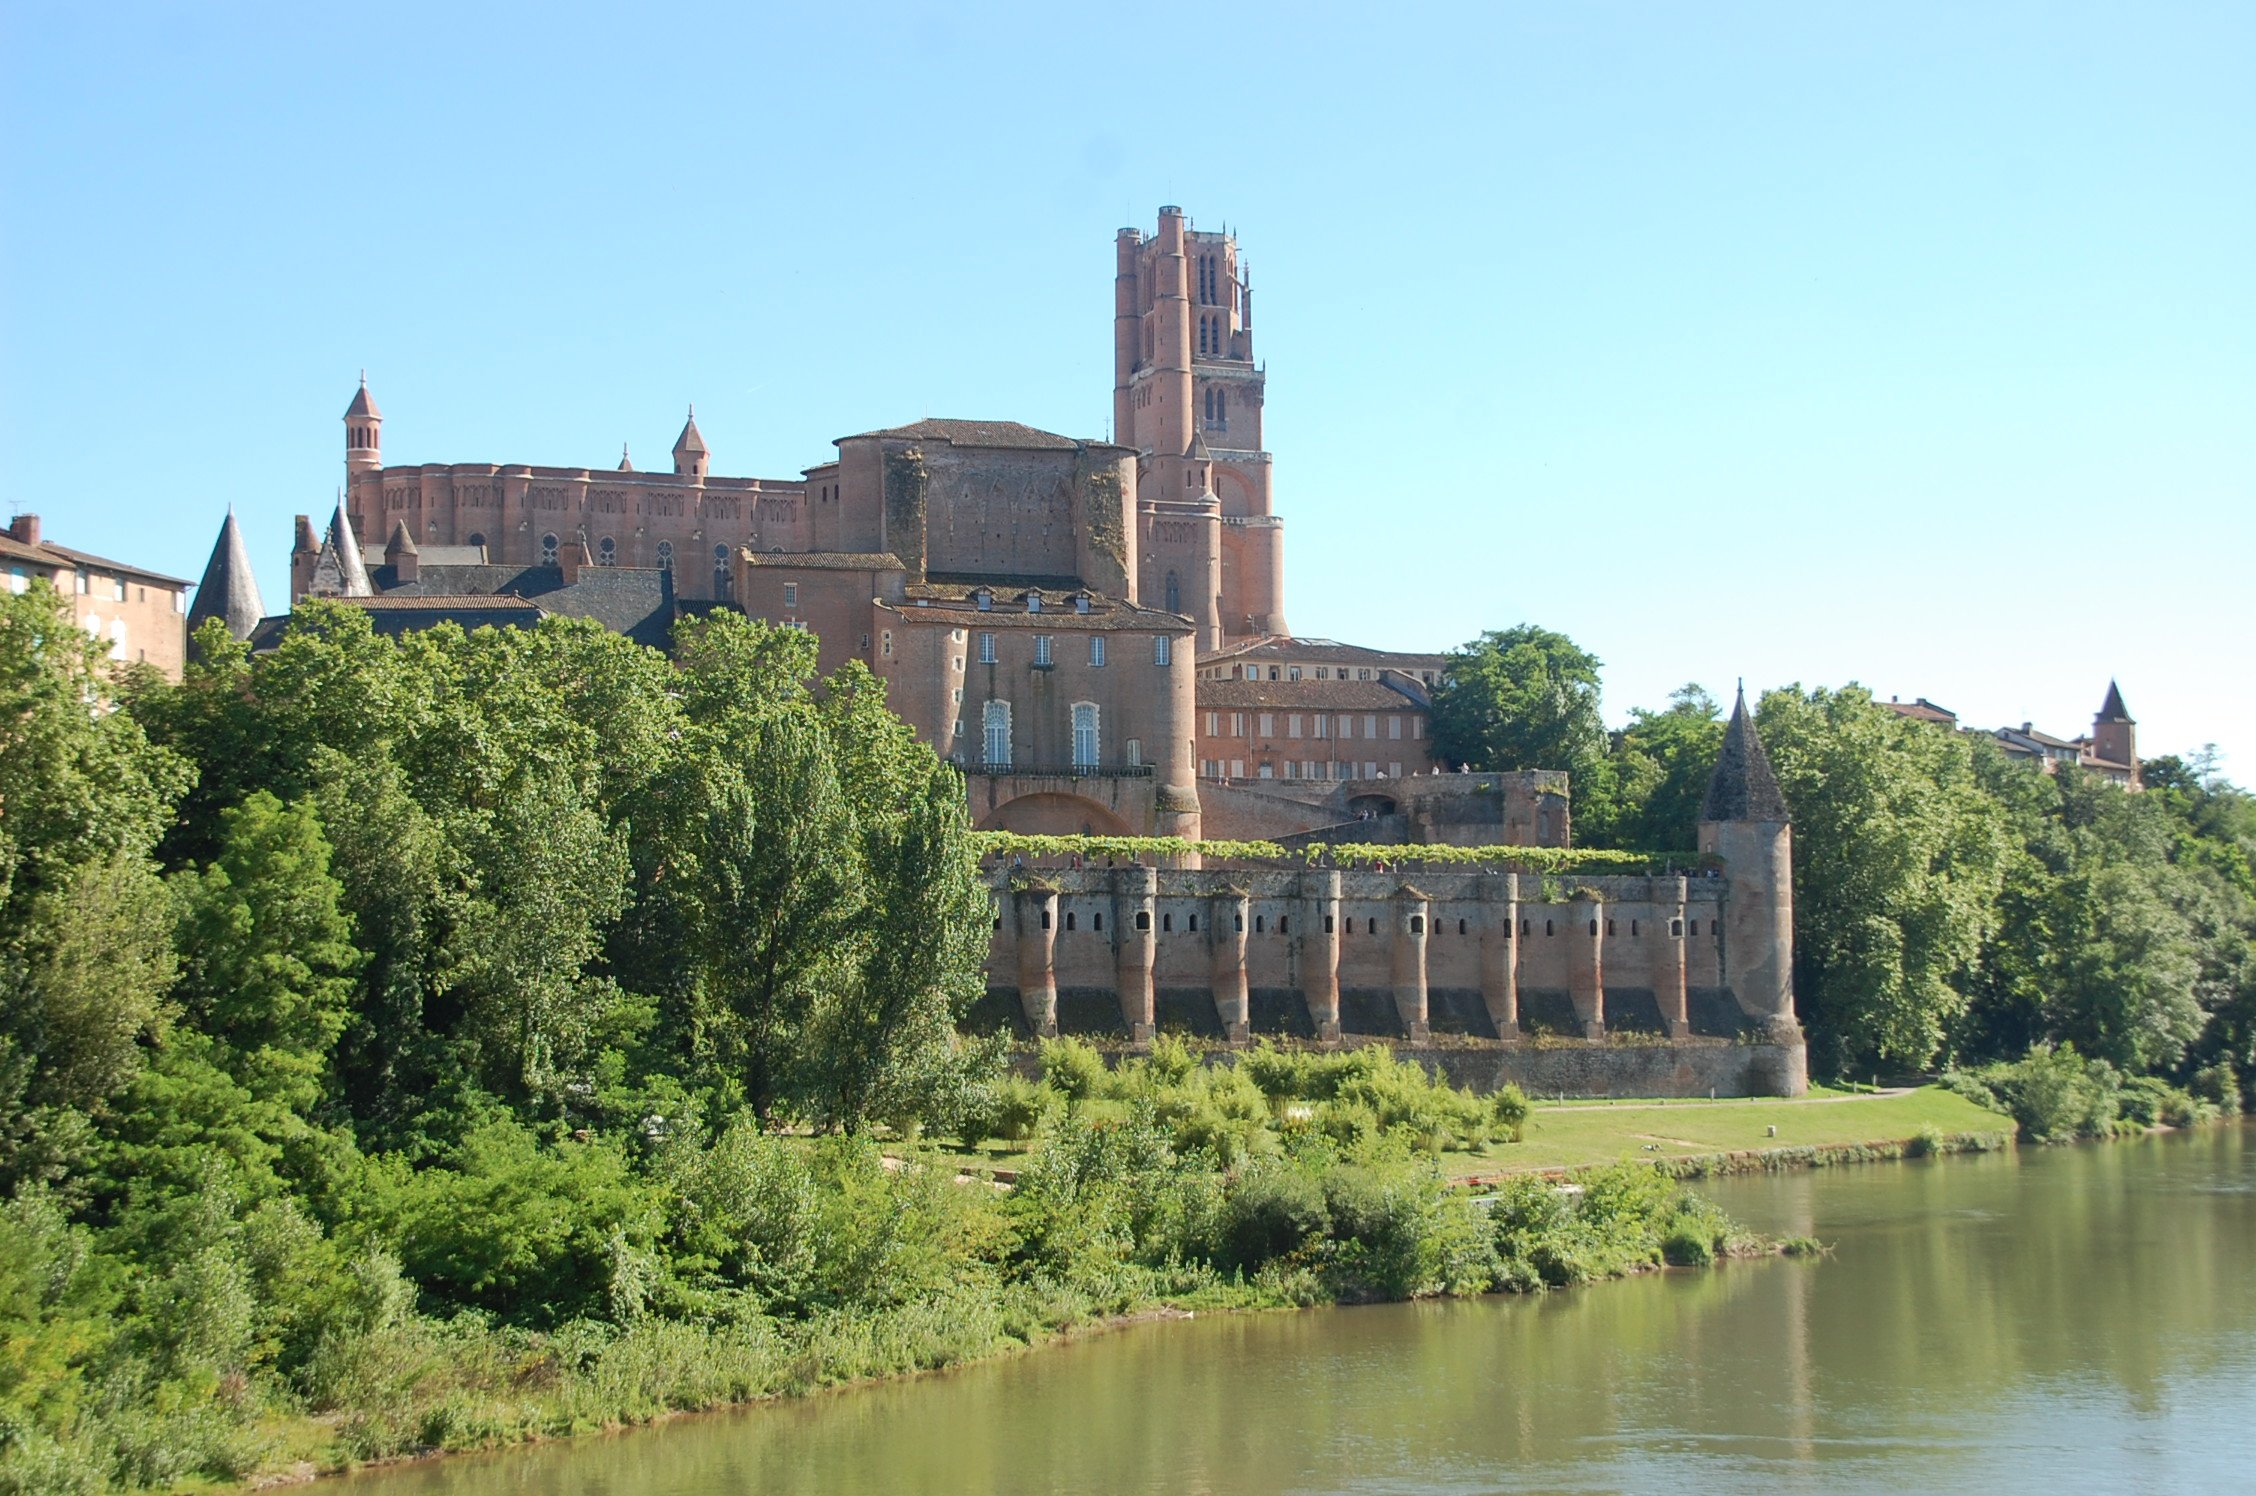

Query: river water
(348, 1124), (2255, 1495)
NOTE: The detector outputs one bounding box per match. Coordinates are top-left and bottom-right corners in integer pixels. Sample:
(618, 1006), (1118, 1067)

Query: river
(346, 1123), (2254, 1494)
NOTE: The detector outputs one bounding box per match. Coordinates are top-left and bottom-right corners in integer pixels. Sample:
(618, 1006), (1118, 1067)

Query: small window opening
(1458, 918), (1468, 935)
(1135, 911), (1151, 932)
(1589, 919), (1600, 937)
(1234, 913), (1244, 933)
(1188, 914), (1198, 932)
(1545, 920), (1554, 937)
(1162, 913), (1173, 932)
(1671, 918), (1684, 937)
(1255, 915), (1265, 933)
(1410, 915), (1425, 934)
(1093, 912), (1104, 932)
(1324, 914), (1336, 934)
(1279, 916), (1289, 935)
(1041, 909), (1052, 930)
(1065, 912), (1076, 931)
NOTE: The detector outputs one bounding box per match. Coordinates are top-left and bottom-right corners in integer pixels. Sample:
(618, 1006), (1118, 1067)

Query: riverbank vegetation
(0, 591), (1788, 1495)
(1430, 628), (2256, 1112)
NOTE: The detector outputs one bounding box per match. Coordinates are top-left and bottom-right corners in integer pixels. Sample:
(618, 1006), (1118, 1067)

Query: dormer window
(1026, 590), (1042, 614)
(974, 588), (993, 611)
(1073, 592), (1091, 614)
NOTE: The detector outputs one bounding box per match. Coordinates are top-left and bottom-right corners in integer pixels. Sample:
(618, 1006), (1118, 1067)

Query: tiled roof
(0, 533), (190, 586)
(1200, 635), (1448, 669)
(843, 418), (1090, 451)
(741, 551), (905, 571)
(1701, 690), (1790, 823)
(357, 562), (679, 650)
(1198, 679), (1425, 711)
(187, 511), (264, 641)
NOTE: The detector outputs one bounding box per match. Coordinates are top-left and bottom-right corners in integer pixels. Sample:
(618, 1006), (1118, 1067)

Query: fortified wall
(976, 692), (1808, 1098)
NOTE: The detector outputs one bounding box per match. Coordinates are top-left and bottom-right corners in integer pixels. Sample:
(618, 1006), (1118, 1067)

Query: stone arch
(977, 792), (1133, 837)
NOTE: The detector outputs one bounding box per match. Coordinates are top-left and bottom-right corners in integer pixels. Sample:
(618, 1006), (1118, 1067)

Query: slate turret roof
(2097, 679), (2132, 722)
(1701, 687), (1790, 823)
(186, 509), (266, 643)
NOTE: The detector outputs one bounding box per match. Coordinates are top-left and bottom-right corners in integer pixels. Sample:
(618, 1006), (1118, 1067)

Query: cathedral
(206, 208), (1509, 843)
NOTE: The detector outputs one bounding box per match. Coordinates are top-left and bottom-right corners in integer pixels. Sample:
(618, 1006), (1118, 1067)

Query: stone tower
(186, 508), (266, 649)
(1114, 207), (1286, 649)
(1698, 688), (1798, 1041)
(2091, 680), (2139, 784)
(345, 375), (382, 485)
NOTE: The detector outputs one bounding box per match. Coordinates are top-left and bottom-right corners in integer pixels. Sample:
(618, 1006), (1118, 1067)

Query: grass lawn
(1448, 1085), (2013, 1177)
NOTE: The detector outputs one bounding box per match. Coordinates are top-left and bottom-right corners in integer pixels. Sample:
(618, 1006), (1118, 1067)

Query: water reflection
(350, 1125), (2255, 1495)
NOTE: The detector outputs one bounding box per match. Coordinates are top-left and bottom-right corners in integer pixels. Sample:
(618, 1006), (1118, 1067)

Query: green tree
(0, 584), (188, 1191)
(1427, 625), (1607, 786)
(1756, 685), (2013, 1073)
(172, 791), (361, 1114)
(1579, 684), (1725, 850)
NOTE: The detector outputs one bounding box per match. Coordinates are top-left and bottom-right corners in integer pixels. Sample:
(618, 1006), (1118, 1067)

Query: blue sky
(4, 2), (2250, 772)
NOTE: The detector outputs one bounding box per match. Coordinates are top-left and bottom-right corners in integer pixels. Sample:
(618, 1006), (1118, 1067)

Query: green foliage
(1944, 1046), (2124, 1143)
(1757, 686), (2014, 1072)
(1578, 684), (1725, 852)
(1426, 624), (1608, 786)
(970, 830), (1676, 875)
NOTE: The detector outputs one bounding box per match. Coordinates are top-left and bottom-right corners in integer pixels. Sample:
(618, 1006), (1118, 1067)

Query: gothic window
(1214, 388), (1226, 428)
(655, 540), (672, 570)
(541, 532), (559, 564)
(1071, 702), (1100, 770)
(983, 699), (1011, 768)
(598, 536), (616, 566)
(1164, 571), (1181, 614)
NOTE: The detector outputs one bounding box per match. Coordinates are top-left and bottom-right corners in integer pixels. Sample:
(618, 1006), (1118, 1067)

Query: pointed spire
(327, 503), (372, 596)
(618, 442), (633, 471)
(2097, 679), (2132, 723)
(1186, 429), (1213, 462)
(673, 405), (706, 454)
(344, 372), (380, 420)
(1701, 686), (1789, 823)
(186, 508), (265, 644)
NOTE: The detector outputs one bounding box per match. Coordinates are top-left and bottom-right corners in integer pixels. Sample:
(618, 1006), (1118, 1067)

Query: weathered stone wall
(983, 862), (1801, 1094)
(1401, 1040), (1808, 1100)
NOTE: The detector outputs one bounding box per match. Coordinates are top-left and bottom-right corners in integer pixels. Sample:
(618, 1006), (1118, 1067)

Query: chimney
(6, 514), (37, 546)
(557, 534), (589, 584)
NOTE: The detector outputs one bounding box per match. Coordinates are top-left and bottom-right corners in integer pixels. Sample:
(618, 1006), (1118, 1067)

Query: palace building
(203, 207), (1468, 844)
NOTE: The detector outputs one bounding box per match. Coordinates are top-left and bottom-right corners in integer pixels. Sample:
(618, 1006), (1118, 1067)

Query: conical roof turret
(344, 373), (380, 420)
(673, 406), (706, 455)
(1700, 686), (1789, 823)
(327, 502), (372, 597)
(385, 518), (418, 558)
(186, 508), (265, 643)
(2097, 679), (2132, 723)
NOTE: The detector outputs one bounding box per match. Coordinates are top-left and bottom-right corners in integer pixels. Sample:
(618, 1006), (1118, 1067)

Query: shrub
(1218, 1164), (1329, 1272)
(1037, 1037), (1109, 1107)
(1946, 1045), (2121, 1142)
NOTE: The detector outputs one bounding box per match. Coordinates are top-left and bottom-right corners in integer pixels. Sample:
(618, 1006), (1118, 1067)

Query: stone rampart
(983, 862), (1804, 1095)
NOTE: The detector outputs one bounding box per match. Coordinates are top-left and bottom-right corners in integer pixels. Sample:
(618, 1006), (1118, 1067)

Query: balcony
(961, 762), (1154, 779)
